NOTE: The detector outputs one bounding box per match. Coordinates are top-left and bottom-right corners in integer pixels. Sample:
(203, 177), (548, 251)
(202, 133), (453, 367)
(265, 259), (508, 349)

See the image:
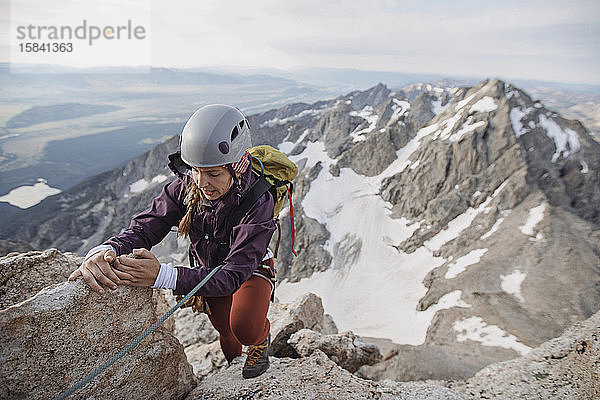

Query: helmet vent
(231, 125), (239, 142)
(239, 120), (246, 129)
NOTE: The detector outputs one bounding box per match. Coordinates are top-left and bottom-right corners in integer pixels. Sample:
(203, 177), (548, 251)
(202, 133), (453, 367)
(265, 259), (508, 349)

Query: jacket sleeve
(174, 192), (276, 296)
(104, 178), (187, 256)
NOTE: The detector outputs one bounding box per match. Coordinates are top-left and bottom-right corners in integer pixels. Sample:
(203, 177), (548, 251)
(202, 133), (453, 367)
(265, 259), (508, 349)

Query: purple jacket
(105, 154), (276, 297)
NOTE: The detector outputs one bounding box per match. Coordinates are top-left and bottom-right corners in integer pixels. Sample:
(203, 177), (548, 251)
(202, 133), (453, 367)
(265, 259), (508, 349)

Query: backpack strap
(286, 184), (298, 256)
(225, 173), (273, 236)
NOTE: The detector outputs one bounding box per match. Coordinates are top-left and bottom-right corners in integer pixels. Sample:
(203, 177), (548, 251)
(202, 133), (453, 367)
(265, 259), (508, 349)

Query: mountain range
(1, 78), (598, 381)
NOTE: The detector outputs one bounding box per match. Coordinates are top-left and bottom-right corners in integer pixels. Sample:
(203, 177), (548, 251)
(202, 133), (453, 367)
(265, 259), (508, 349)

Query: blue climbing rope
(55, 265), (223, 400)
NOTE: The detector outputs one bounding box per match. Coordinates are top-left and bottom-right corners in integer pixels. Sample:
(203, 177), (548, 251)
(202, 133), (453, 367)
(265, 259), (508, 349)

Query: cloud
(3, 0), (599, 83)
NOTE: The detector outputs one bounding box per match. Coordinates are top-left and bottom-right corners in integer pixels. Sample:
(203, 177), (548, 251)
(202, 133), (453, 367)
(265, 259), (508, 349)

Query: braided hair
(177, 179), (203, 239)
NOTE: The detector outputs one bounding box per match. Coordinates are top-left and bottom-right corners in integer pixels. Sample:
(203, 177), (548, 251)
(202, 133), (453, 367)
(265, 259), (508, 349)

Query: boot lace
(245, 339), (268, 366)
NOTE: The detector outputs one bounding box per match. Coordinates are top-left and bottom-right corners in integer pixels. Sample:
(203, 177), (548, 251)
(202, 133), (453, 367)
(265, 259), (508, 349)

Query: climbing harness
(54, 264), (223, 400)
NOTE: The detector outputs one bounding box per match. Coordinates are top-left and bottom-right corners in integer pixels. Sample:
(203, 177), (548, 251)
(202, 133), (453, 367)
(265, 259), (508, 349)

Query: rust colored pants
(205, 274), (272, 362)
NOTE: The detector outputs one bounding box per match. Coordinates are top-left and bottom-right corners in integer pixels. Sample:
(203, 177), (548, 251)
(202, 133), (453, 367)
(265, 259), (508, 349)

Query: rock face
(0, 252), (195, 400)
(288, 329), (381, 373)
(184, 341), (228, 379)
(449, 309), (600, 399)
(169, 291), (345, 380)
(186, 349), (466, 400)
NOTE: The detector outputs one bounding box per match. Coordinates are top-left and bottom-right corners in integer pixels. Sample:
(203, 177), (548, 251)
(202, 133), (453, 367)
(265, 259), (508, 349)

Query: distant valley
(0, 65), (346, 221)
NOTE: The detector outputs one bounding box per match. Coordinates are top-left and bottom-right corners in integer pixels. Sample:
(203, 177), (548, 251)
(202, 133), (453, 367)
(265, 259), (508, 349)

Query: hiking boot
(242, 334), (270, 379)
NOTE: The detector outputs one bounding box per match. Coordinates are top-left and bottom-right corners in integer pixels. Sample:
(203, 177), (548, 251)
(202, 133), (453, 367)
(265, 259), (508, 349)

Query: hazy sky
(2, 0), (599, 84)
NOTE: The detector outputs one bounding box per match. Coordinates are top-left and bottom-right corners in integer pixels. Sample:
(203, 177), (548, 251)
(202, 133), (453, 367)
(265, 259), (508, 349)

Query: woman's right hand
(68, 249), (121, 295)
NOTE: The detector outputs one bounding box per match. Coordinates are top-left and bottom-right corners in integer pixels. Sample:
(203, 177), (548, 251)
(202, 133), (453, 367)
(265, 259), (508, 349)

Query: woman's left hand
(114, 248), (160, 287)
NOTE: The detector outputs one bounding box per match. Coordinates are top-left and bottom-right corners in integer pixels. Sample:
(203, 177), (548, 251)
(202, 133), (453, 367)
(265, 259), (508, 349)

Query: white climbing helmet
(180, 104), (251, 168)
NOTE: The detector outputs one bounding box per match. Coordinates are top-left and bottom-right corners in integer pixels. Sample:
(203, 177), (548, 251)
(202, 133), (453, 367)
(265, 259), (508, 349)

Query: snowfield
(275, 124), (481, 344)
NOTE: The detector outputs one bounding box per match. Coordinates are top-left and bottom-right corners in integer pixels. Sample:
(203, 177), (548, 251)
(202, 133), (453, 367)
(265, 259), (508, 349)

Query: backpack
(227, 145), (298, 257)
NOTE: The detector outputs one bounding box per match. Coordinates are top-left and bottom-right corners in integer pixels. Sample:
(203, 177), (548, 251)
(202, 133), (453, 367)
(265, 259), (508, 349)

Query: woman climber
(69, 104), (277, 379)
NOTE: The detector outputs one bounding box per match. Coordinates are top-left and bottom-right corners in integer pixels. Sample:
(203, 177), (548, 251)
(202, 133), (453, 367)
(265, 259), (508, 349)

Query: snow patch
(445, 248), (488, 279)
(129, 175), (169, 194)
(349, 106), (379, 142)
(130, 179), (150, 193)
(538, 114), (581, 162)
(454, 93), (477, 111)
(480, 211), (511, 240)
(0, 178), (61, 208)
(391, 99), (410, 122)
(470, 97), (498, 113)
(500, 269), (526, 302)
(278, 141), (295, 154)
(288, 139), (332, 173)
(509, 107), (534, 138)
(449, 119), (486, 142)
(376, 122), (440, 179)
(278, 129), (311, 154)
(519, 203), (546, 236)
(277, 124), (514, 344)
(453, 316), (531, 355)
(261, 108), (324, 128)
(580, 160), (589, 173)
(435, 110), (464, 140)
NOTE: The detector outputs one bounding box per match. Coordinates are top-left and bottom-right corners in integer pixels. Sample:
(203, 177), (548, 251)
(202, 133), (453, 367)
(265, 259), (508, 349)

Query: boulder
(0, 249), (81, 309)
(184, 341), (228, 379)
(268, 293), (327, 357)
(0, 278), (196, 399)
(185, 349), (466, 400)
(288, 329), (382, 372)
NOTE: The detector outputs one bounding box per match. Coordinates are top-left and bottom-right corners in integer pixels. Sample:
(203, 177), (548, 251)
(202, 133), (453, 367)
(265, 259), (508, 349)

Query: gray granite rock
(288, 329), (382, 372)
